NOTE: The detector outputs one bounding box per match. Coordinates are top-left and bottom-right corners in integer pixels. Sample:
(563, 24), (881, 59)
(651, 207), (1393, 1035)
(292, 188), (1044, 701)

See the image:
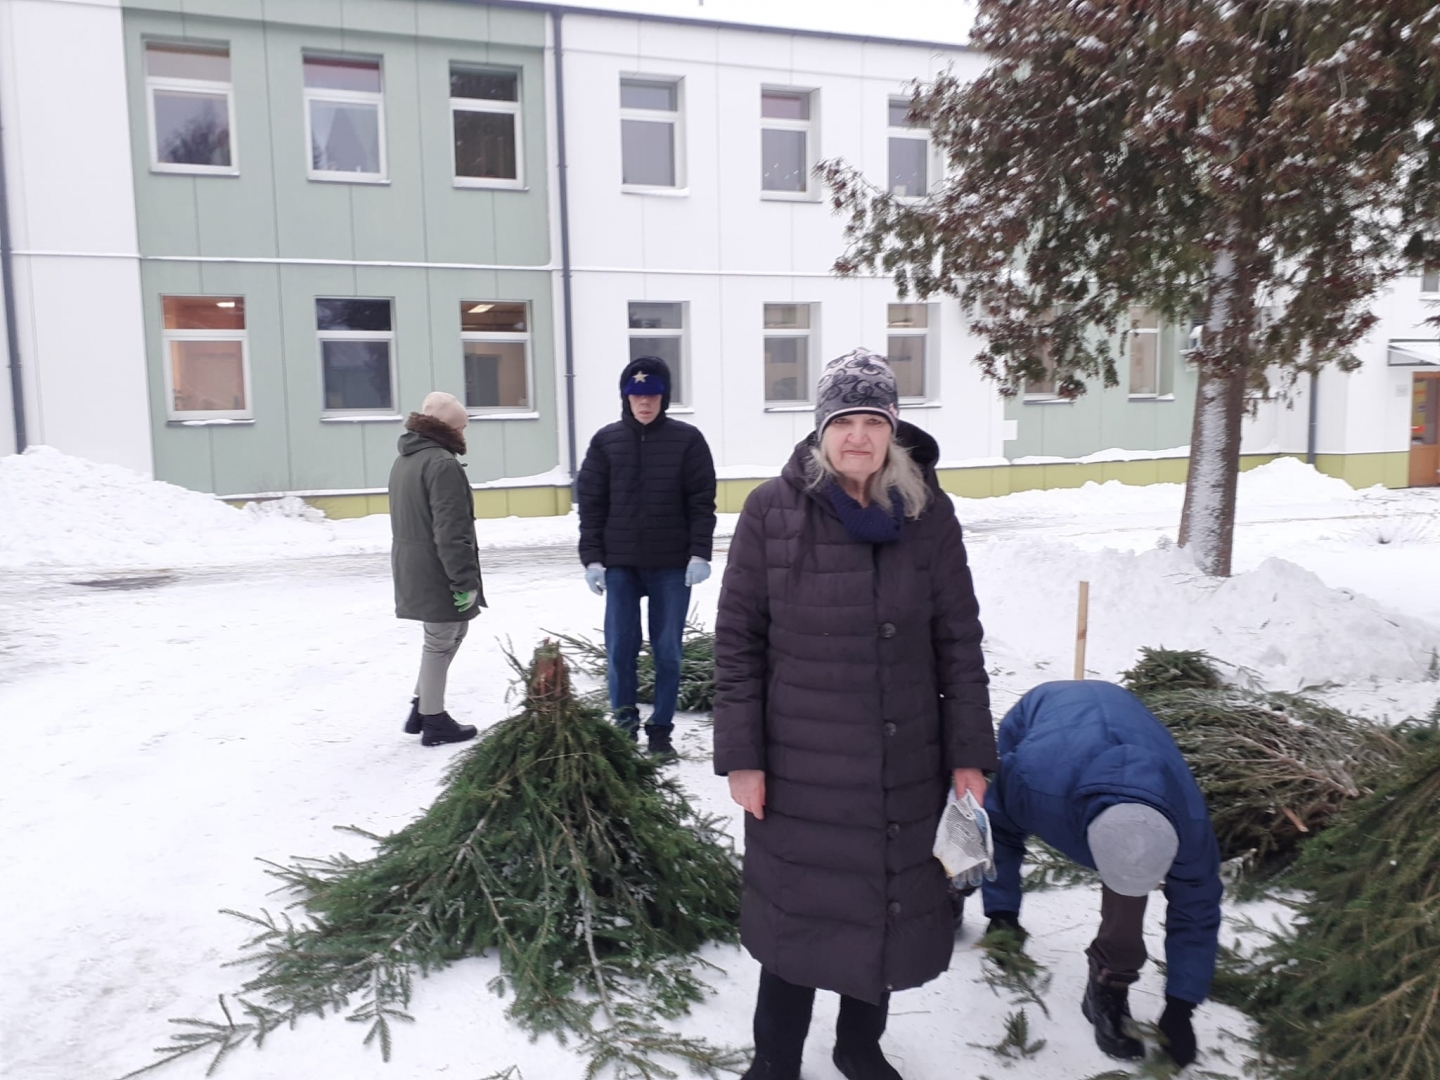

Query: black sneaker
(403, 697), (422, 735)
(1081, 975), (1145, 1061)
(419, 711), (478, 747)
(832, 1044), (903, 1080)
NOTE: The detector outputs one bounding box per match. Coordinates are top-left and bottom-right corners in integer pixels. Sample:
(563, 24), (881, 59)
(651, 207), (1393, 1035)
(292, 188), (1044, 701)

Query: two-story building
(1, 0), (1436, 514)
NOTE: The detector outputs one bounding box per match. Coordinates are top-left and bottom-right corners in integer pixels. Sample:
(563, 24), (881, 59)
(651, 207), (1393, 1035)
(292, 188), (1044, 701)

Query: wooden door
(1409, 374), (1440, 487)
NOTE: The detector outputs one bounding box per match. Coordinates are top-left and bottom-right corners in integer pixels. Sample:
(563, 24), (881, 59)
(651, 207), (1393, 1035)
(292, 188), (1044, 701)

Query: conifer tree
(822, 0), (1440, 575)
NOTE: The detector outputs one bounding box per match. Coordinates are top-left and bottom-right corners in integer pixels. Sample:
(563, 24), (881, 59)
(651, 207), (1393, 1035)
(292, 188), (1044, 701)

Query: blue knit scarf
(825, 480), (905, 544)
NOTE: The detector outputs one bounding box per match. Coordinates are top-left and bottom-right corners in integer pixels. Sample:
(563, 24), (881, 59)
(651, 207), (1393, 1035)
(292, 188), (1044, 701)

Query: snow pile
(0, 447), (388, 569)
(973, 539), (1440, 694)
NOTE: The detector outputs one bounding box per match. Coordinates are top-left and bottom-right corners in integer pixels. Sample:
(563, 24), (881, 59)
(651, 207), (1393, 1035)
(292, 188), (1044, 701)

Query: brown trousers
(1084, 886), (1149, 984)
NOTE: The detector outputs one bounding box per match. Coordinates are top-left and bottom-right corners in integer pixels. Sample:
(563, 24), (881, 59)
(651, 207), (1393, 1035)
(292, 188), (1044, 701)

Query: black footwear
(614, 709), (640, 742)
(419, 711), (477, 747)
(646, 729), (677, 760)
(1081, 975), (1145, 1061)
(833, 1044), (903, 1080)
(739, 1054), (798, 1080)
(403, 697), (422, 735)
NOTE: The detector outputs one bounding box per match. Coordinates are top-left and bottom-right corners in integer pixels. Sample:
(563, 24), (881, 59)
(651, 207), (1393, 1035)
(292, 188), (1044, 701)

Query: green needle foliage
(124, 642), (743, 1078)
(553, 620), (717, 714)
(1120, 651), (1405, 867)
(1141, 686), (1405, 865)
(1247, 742), (1440, 1080)
(978, 923), (1052, 1019)
(1121, 648), (1225, 696)
(970, 1008), (1046, 1061)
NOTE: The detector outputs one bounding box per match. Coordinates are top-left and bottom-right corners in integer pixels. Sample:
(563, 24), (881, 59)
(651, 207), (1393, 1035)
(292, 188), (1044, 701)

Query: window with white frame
(304, 55), (385, 180)
(761, 89), (814, 195)
(317, 298), (395, 412)
(1424, 266), (1440, 294)
(162, 296), (250, 419)
(628, 302), (686, 403)
(145, 42), (235, 173)
(620, 77), (683, 189)
(887, 96), (932, 198)
(886, 303), (930, 399)
(461, 302), (530, 411)
(451, 66), (522, 187)
(763, 304), (812, 402)
(1128, 307), (1161, 396)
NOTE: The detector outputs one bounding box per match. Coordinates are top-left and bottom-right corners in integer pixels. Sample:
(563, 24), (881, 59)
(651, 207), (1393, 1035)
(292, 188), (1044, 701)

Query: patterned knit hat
(814, 349), (900, 434)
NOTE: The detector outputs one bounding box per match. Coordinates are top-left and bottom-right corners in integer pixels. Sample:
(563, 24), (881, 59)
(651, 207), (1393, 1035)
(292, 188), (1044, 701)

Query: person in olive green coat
(389, 391), (486, 746)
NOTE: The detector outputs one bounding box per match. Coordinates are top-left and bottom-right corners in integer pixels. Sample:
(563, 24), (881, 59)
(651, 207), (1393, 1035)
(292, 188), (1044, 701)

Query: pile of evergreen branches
(1123, 649), (1405, 865)
(553, 619), (717, 714)
(127, 642), (742, 1078)
(1244, 738), (1440, 1080)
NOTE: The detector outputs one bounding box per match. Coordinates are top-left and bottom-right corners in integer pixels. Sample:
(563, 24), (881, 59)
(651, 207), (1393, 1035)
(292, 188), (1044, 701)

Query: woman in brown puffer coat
(714, 350), (997, 1080)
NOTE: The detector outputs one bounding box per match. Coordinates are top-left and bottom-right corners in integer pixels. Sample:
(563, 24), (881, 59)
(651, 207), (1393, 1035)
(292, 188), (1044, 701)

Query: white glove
(585, 564), (605, 595)
(934, 791), (997, 889)
(684, 557), (711, 587)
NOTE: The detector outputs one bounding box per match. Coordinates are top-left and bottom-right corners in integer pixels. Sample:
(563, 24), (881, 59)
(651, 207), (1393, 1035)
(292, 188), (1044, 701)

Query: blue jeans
(604, 566), (691, 735)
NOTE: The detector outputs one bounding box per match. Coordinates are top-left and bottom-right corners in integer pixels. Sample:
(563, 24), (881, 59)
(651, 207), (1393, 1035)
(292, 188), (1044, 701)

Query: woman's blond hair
(808, 436), (931, 519)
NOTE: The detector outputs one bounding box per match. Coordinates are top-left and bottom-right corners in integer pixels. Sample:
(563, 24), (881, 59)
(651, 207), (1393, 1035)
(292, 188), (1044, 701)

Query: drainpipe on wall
(0, 76), (26, 455)
(552, 9), (579, 485)
(1305, 370), (1318, 465)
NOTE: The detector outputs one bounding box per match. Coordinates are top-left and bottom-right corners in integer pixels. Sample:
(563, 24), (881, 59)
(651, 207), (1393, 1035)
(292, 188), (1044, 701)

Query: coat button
(887, 901), (902, 917)
(887, 822), (900, 839)
(878, 622), (896, 638)
(884, 722), (897, 736)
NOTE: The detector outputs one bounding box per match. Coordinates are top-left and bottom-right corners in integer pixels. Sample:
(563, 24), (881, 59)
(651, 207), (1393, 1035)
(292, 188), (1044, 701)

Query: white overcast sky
(545, 0), (977, 46)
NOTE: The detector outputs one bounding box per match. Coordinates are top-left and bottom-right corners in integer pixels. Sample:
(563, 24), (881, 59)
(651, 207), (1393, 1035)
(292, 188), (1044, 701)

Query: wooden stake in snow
(1074, 581), (1090, 680)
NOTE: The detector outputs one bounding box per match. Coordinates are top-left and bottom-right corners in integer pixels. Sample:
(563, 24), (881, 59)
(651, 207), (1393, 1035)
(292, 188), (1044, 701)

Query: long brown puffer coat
(713, 421), (996, 1004)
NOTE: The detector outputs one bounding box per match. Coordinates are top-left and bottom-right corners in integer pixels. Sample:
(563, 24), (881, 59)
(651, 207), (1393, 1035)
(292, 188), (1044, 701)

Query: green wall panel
(341, 0), (421, 37)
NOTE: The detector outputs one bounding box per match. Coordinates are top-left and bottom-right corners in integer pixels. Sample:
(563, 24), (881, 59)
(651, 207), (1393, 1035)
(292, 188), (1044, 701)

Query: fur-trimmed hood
(401, 412), (467, 456)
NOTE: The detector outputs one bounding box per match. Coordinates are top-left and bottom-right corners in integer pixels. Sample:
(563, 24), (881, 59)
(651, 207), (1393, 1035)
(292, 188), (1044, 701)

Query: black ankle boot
(420, 711), (477, 747)
(1081, 975), (1145, 1061)
(739, 1054), (798, 1080)
(403, 697), (422, 735)
(646, 728), (677, 760)
(832, 1044), (902, 1080)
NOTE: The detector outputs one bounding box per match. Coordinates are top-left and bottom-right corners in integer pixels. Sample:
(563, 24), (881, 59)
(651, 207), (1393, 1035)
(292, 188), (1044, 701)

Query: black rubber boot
(419, 711), (477, 747)
(833, 992), (900, 1080)
(646, 727), (677, 760)
(403, 697), (422, 735)
(1081, 974), (1145, 1061)
(739, 1054), (798, 1080)
(832, 1045), (902, 1080)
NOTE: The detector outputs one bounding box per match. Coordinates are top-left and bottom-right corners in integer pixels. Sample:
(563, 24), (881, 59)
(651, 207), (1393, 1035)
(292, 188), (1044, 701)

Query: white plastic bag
(933, 790), (996, 887)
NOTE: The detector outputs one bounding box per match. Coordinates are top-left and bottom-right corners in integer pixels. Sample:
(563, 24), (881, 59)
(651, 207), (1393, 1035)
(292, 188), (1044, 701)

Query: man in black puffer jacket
(577, 356), (716, 757)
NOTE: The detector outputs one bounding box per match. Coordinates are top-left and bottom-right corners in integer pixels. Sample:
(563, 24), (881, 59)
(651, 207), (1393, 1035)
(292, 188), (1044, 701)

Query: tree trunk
(1178, 366), (1248, 576)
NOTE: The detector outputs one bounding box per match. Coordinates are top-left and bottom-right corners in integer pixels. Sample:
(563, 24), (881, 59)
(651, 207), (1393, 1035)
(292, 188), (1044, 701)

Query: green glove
(452, 590), (477, 612)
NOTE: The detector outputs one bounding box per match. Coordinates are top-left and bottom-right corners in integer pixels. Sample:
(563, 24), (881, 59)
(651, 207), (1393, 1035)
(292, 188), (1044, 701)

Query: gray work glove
(684, 557), (711, 587)
(585, 564), (606, 596)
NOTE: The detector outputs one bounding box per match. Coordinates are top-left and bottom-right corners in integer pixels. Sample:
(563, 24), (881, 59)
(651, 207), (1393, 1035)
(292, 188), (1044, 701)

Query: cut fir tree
(123, 642), (743, 1079)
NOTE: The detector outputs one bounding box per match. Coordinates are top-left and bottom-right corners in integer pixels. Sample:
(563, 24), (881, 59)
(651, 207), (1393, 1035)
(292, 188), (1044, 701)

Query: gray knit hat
(814, 349), (900, 434)
(1086, 803), (1179, 897)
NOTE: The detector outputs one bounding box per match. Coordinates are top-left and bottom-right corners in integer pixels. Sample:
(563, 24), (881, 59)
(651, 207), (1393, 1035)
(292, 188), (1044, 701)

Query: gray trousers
(414, 621), (469, 715)
(1085, 885), (1150, 984)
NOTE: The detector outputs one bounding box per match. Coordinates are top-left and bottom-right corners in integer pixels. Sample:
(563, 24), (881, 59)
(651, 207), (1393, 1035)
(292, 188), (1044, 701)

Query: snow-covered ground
(2, 448), (1437, 1080)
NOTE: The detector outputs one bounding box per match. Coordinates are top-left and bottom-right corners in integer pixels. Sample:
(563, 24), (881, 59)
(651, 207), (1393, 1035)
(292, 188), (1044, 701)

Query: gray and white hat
(814, 349), (900, 435)
(1086, 803), (1179, 897)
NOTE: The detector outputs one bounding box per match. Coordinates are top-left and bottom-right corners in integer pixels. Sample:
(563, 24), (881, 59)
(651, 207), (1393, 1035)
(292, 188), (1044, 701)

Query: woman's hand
(953, 767), (987, 803)
(728, 770), (766, 820)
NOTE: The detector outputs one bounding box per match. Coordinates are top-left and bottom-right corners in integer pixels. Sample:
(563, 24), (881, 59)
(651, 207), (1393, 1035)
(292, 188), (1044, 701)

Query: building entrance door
(1410, 373), (1440, 487)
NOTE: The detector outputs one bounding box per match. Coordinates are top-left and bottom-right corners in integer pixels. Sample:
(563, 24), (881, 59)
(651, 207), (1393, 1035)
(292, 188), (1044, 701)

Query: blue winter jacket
(981, 681), (1222, 1004)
